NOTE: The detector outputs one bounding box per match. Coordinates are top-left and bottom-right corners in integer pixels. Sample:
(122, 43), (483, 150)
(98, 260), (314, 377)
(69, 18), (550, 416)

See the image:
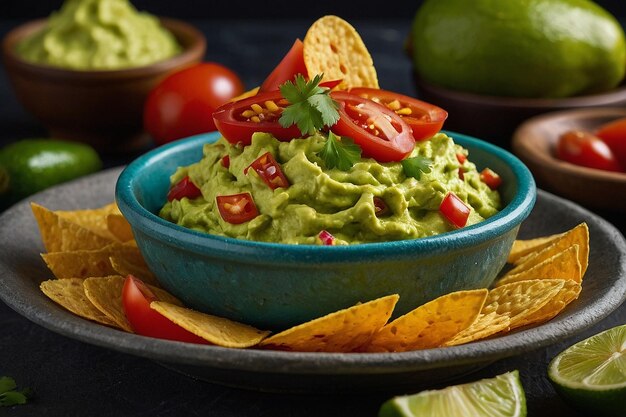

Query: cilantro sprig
(318, 131), (362, 171)
(401, 156), (432, 180)
(279, 74), (340, 136)
(0, 377), (29, 407)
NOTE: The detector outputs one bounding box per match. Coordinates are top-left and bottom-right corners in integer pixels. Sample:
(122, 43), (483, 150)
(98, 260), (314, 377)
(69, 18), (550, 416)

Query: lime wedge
(378, 371), (526, 417)
(548, 324), (626, 417)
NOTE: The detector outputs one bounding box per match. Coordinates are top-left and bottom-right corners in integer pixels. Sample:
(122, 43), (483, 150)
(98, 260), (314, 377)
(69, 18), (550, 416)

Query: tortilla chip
(365, 289), (487, 352)
(513, 280), (581, 329)
(150, 301), (270, 348)
(57, 203), (120, 241)
(507, 223), (589, 266)
(106, 214), (134, 242)
(42, 243), (145, 279)
(303, 15), (379, 90)
(508, 224), (589, 275)
(83, 276), (134, 332)
(40, 278), (117, 327)
(443, 311), (511, 346)
(31, 203), (64, 252)
(109, 256), (160, 287)
(482, 279), (565, 329)
(495, 245), (582, 287)
(259, 294), (399, 352)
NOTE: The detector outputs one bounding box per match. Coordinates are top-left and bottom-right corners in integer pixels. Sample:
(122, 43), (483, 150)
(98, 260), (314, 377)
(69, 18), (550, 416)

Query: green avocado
(0, 139), (102, 210)
(411, 0), (626, 98)
(159, 133), (501, 245)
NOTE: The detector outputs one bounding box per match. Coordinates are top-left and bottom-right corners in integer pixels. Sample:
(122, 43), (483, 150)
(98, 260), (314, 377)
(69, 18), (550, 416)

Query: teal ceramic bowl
(116, 131), (536, 330)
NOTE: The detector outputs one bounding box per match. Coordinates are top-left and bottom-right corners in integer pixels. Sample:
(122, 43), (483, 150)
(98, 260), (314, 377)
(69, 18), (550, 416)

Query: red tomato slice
(167, 176), (202, 202)
(331, 92), (415, 162)
(247, 152), (289, 189)
(595, 117), (626, 169)
(318, 230), (335, 245)
(439, 192), (470, 228)
(213, 91), (302, 145)
(348, 88), (448, 141)
(556, 130), (623, 172)
(259, 39), (308, 93)
(216, 193), (259, 224)
(122, 275), (208, 344)
(480, 168), (502, 190)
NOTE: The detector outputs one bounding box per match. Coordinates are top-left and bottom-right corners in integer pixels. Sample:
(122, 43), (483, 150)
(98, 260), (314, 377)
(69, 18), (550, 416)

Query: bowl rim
(116, 131), (536, 263)
(512, 107), (626, 184)
(1, 17), (207, 80)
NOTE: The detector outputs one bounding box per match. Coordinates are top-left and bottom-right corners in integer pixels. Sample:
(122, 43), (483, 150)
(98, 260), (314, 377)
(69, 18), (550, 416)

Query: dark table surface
(0, 19), (624, 417)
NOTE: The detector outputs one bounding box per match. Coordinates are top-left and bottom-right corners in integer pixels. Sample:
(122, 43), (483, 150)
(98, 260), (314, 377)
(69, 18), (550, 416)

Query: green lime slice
(548, 324), (626, 417)
(378, 371), (526, 417)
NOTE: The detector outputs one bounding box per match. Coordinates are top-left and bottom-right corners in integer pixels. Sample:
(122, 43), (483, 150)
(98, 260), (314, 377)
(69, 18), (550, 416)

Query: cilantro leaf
(279, 74), (340, 136)
(402, 156), (433, 180)
(0, 377), (29, 407)
(0, 377), (16, 394)
(318, 132), (362, 171)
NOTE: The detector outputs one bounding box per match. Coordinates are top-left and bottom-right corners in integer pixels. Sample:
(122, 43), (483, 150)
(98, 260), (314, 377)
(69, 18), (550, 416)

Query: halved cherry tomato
(480, 168), (502, 190)
(348, 88), (448, 141)
(318, 230), (335, 245)
(439, 192), (470, 228)
(213, 91), (302, 145)
(167, 176), (202, 202)
(556, 130), (623, 172)
(374, 197), (389, 217)
(331, 92), (415, 162)
(595, 118), (626, 169)
(122, 275), (209, 344)
(216, 193), (259, 224)
(259, 39), (308, 93)
(247, 152), (289, 189)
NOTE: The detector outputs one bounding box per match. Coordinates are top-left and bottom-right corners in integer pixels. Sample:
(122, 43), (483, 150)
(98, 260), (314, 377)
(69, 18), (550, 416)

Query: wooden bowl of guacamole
(1, 2), (206, 152)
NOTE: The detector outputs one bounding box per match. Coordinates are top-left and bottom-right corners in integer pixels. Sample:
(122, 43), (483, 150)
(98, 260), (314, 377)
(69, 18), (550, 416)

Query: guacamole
(16, 0), (180, 70)
(160, 132), (501, 245)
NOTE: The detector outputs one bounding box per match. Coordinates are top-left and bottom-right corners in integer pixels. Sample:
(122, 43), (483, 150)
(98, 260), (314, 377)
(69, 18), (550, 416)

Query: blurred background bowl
(512, 107), (626, 212)
(415, 77), (626, 147)
(116, 131), (536, 330)
(1, 18), (206, 152)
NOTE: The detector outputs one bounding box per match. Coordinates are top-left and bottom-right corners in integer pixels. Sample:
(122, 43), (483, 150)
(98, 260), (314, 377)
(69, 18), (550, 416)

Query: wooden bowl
(512, 108), (626, 212)
(415, 76), (626, 148)
(1, 18), (206, 152)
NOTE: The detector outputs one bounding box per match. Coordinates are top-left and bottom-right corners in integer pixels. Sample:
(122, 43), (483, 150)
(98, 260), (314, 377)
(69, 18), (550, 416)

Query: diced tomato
(318, 230), (335, 245)
(221, 155), (230, 168)
(259, 39), (308, 93)
(167, 176), (202, 202)
(247, 152), (289, 189)
(456, 153), (467, 164)
(122, 275), (209, 344)
(216, 193), (259, 224)
(595, 117), (626, 169)
(348, 88), (448, 141)
(458, 169), (465, 180)
(480, 168), (502, 189)
(213, 91), (302, 145)
(331, 92), (415, 162)
(439, 192), (470, 228)
(556, 130), (623, 172)
(374, 197), (389, 217)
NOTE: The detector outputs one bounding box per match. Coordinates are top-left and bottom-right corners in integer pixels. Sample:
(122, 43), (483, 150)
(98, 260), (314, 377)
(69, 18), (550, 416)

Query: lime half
(378, 371), (526, 417)
(548, 324), (626, 417)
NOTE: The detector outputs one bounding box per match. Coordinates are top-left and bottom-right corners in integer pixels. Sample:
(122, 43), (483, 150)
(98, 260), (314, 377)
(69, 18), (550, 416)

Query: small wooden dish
(512, 108), (626, 212)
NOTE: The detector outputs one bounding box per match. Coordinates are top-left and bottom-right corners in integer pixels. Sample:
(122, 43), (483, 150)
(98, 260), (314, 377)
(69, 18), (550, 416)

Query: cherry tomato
(247, 152), (289, 189)
(144, 63), (245, 145)
(167, 176), (202, 202)
(480, 168), (502, 190)
(331, 92), (415, 162)
(348, 88), (448, 141)
(556, 130), (623, 172)
(122, 275), (208, 344)
(595, 117), (626, 169)
(259, 39), (308, 93)
(439, 192), (470, 228)
(374, 197), (389, 217)
(456, 153), (467, 164)
(216, 193), (259, 224)
(213, 91), (302, 145)
(318, 230), (335, 245)
(221, 155), (230, 168)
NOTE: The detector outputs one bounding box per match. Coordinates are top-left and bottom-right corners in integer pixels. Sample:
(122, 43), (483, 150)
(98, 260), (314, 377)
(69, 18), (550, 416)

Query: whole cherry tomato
(144, 63), (245, 145)
(595, 117), (626, 169)
(556, 130), (623, 172)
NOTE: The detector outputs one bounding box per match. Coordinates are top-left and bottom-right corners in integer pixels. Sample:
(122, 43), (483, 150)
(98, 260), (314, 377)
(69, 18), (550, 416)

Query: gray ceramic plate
(1, 168), (625, 393)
